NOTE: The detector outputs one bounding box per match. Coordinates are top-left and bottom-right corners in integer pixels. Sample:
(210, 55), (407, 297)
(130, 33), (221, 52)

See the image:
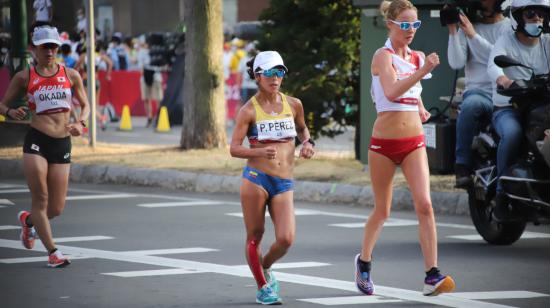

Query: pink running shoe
(17, 211), (36, 249)
(47, 250), (71, 268)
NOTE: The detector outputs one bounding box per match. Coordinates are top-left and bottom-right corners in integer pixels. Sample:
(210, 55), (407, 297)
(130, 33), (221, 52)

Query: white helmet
(509, 0), (550, 36)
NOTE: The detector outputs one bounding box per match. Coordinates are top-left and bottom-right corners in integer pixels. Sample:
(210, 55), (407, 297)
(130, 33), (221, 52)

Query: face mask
(524, 22), (543, 37)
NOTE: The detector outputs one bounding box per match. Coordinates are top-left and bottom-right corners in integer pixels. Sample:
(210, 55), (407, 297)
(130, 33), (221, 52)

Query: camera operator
(446, 0), (509, 188)
(487, 0), (550, 221)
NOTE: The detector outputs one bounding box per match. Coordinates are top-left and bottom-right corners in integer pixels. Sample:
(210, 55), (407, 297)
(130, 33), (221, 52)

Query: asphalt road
(1, 180), (549, 308)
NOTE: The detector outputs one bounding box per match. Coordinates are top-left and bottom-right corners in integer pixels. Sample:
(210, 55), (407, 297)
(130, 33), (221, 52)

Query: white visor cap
(32, 26), (62, 46)
(253, 51), (288, 73)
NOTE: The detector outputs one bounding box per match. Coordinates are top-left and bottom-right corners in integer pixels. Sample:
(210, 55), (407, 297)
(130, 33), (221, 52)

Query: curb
(0, 159), (469, 216)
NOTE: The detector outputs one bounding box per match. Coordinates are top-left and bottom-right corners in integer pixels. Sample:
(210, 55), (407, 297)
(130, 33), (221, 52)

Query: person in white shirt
(33, 0), (52, 22)
(487, 0), (550, 220)
(447, 0), (509, 188)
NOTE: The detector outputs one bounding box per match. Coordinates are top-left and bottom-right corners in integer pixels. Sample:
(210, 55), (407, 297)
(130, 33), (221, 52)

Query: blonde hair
(380, 0), (417, 21)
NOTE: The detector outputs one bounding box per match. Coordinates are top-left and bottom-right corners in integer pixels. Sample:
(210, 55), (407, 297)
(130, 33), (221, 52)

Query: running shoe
(256, 284), (282, 305)
(17, 211), (37, 249)
(264, 268), (280, 293)
(47, 250), (71, 268)
(354, 254), (374, 295)
(423, 273), (455, 296)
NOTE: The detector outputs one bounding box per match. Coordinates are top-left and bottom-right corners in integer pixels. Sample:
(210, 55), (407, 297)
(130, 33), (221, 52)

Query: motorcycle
(466, 55), (550, 245)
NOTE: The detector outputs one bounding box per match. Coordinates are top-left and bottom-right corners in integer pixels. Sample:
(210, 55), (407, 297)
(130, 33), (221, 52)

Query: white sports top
(371, 39), (431, 113)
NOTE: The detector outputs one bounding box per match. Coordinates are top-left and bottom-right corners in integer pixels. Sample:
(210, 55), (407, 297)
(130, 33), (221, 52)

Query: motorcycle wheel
(467, 187), (526, 245)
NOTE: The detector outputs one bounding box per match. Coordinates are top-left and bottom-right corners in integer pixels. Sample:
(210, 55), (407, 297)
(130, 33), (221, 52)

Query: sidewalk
(0, 157), (469, 216)
(0, 118), (469, 215)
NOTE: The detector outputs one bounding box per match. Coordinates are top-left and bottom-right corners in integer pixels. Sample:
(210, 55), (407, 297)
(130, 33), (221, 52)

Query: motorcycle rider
(487, 0), (550, 221)
(447, 0), (510, 188)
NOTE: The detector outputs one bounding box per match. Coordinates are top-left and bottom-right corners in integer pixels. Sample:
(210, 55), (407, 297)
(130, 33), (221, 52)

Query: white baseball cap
(253, 51), (288, 73)
(32, 26), (62, 46)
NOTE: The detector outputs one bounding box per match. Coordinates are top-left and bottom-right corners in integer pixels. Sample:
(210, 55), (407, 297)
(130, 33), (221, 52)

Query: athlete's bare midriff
(30, 111), (71, 138)
(248, 141), (295, 179)
(372, 110), (423, 139)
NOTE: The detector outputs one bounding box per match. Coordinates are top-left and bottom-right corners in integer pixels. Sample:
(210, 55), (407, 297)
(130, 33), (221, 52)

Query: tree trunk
(180, 0), (226, 149)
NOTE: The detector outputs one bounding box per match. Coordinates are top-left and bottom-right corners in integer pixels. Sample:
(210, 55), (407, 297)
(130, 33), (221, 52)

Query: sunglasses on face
(523, 8), (548, 19)
(389, 19), (422, 30)
(257, 68), (286, 78)
(40, 43), (59, 50)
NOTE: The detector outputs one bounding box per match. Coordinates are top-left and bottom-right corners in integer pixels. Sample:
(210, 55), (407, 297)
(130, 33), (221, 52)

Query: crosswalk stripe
(137, 201), (226, 208)
(231, 262), (330, 270)
(449, 231), (550, 241)
(450, 291), (550, 300)
(330, 219), (419, 228)
(226, 209), (322, 218)
(0, 255), (90, 264)
(299, 295), (403, 305)
(0, 189), (29, 194)
(0, 199), (14, 205)
(55, 236), (114, 243)
(0, 239), (516, 308)
(0, 225), (20, 231)
(0, 184), (23, 189)
(103, 268), (206, 277)
(65, 194), (137, 201)
(122, 248), (219, 255)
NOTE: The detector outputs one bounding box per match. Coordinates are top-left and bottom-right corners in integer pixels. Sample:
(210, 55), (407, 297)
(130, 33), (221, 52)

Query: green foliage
(257, 0), (361, 138)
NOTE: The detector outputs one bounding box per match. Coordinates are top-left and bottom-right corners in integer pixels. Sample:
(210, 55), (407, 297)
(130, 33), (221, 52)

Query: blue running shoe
(354, 254), (374, 295)
(423, 273), (455, 296)
(256, 284), (282, 305)
(264, 268), (280, 294)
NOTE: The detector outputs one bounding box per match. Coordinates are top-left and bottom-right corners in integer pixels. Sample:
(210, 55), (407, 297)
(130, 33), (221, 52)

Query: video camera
(439, 0), (483, 26)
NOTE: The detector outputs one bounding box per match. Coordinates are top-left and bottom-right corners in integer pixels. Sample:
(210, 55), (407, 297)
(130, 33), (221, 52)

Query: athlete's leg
(23, 154), (55, 252)
(46, 164), (70, 219)
(241, 179), (269, 289)
(361, 150), (397, 261)
(401, 147), (437, 270)
(262, 191), (294, 269)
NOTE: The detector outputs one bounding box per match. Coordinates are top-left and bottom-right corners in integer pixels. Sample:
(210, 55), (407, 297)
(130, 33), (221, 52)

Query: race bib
(256, 117), (297, 141)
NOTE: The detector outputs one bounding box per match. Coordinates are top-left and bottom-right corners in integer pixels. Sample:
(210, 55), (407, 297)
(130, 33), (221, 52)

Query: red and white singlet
(370, 39), (431, 113)
(27, 64), (72, 115)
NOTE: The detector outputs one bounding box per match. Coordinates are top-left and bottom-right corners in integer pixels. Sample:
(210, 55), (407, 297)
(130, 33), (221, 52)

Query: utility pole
(9, 0), (31, 118)
(86, 0), (96, 147)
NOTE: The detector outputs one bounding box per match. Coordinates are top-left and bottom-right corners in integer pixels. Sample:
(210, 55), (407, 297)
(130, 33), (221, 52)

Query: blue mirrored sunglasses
(389, 20), (421, 30)
(258, 68), (286, 78)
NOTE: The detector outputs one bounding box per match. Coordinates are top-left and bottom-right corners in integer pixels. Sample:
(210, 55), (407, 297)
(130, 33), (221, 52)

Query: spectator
(108, 32), (129, 70)
(76, 8), (86, 33)
(58, 43), (76, 68)
(33, 0), (52, 23)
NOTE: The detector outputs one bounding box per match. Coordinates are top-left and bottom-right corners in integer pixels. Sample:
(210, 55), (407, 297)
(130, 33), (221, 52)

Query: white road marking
(0, 239), (517, 308)
(299, 295), (403, 305)
(226, 209), (324, 218)
(54, 236), (115, 243)
(122, 247), (219, 255)
(330, 218), (419, 228)
(0, 205), (6, 208)
(137, 201), (226, 208)
(0, 184), (23, 189)
(0, 254), (90, 264)
(66, 194), (137, 201)
(231, 262), (330, 270)
(104, 268), (206, 277)
(0, 189), (29, 194)
(0, 199), (14, 205)
(0, 225), (20, 231)
(449, 231), (550, 241)
(450, 291), (550, 300)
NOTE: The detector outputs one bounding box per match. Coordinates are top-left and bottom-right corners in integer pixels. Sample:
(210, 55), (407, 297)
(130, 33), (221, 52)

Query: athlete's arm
(101, 53), (113, 80)
(373, 49), (438, 102)
(290, 97), (314, 159)
(229, 103), (275, 159)
(0, 70), (28, 120)
(67, 68), (90, 127)
(418, 97), (431, 123)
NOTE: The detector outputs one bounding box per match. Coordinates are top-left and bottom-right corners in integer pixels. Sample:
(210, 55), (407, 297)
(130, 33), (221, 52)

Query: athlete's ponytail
(380, 0), (417, 21)
(246, 56), (256, 79)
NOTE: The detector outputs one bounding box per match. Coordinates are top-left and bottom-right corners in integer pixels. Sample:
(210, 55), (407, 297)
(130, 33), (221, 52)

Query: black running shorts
(23, 127), (72, 164)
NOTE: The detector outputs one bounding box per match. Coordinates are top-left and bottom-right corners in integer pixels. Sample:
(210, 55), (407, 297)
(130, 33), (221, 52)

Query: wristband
(5, 108), (12, 119)
(79, 120), (86, 127)
(302, 138), (315, 147)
